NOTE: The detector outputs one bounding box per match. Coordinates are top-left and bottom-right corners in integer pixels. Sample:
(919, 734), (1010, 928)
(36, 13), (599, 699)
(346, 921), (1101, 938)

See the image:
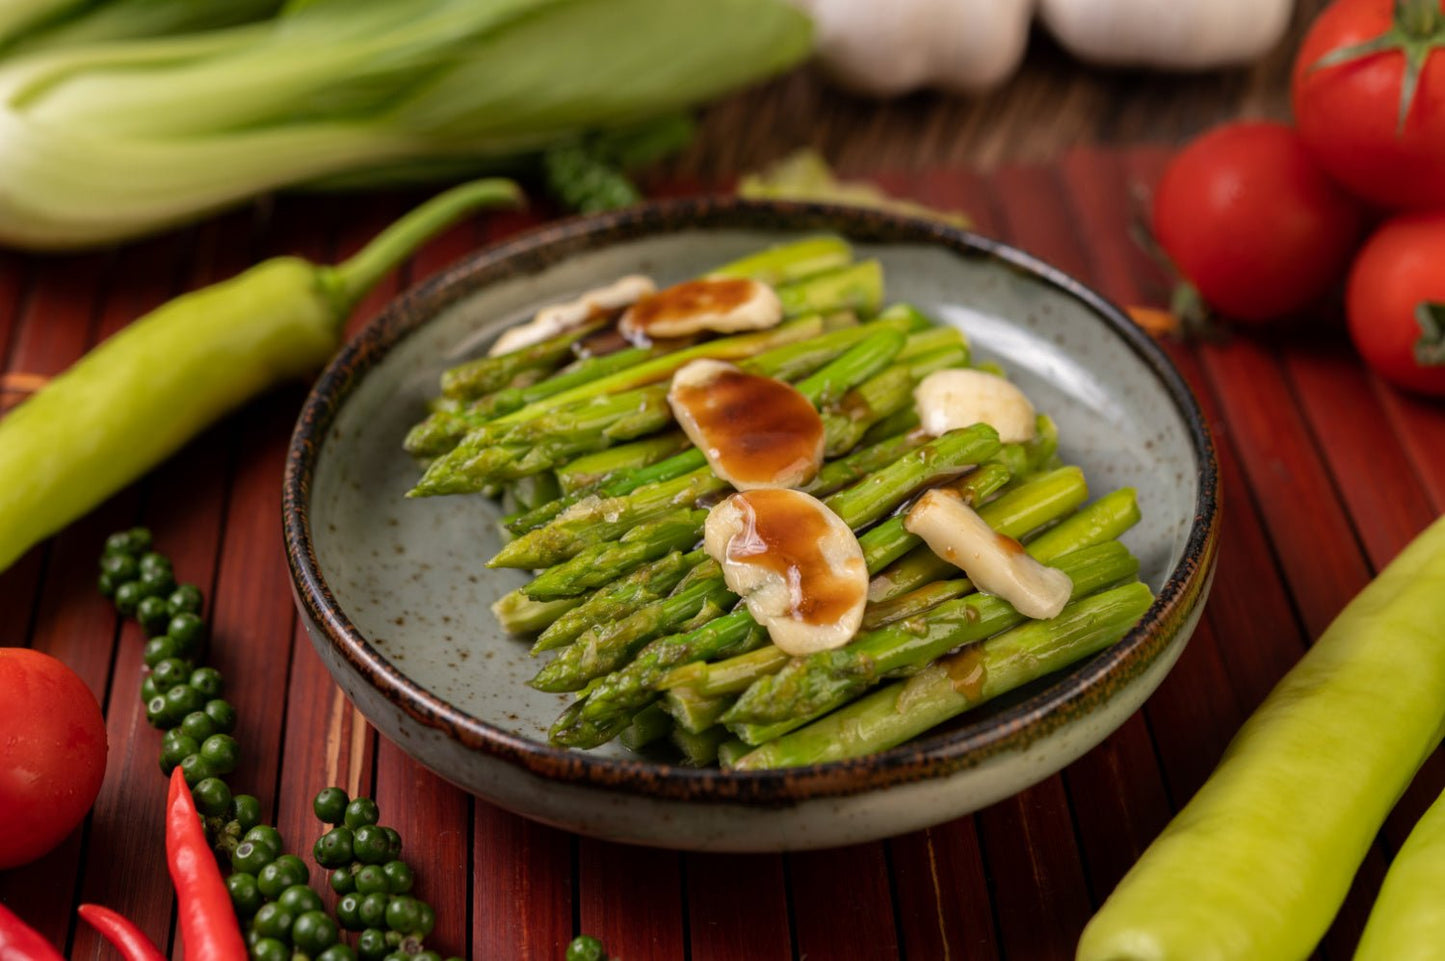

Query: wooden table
(5, 12), (1445, 958)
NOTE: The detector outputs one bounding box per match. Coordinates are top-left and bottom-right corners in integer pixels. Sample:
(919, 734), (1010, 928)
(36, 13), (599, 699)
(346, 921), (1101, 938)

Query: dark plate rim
(283, 196), (1220, 805)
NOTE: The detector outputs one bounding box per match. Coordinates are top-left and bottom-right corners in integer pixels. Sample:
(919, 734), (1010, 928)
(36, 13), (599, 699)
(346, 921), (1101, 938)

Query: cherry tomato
(1152, 122), (1366, 323)
(0, 648), (108, 869)
(1293, 0), (1445, 209)
(1346, 211), (1445, 396)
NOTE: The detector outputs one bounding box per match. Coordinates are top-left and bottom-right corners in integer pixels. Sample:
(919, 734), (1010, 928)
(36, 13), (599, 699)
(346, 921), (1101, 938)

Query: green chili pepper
(1077, 514), (1445, 961)
(0, 178), (522, 572)
(1354, 780), (1445, 960)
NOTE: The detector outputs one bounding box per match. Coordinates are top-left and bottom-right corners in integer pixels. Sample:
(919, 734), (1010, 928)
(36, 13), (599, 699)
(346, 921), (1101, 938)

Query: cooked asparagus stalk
(724, 540), (1140, 730)
(618, 701), (674, 753)
(528, 549), (701, 653)
(493, 329), (910, 570)
(554, 431), (693, 493)
(705, 236), (854, 286)
(868, 485), (1138, 604)
(439, 317), (612, 401)
(732, 582), (1154, 769)
(656, 466), (1089, 700)
(532, 426), (1002, 694)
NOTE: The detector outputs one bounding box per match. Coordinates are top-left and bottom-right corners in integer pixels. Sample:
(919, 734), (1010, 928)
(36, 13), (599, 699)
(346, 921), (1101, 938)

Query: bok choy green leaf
(0, 0), (811, 249)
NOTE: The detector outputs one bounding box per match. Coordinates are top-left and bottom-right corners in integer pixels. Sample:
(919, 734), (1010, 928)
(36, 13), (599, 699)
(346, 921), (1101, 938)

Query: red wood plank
(1099, 146), (1389, 958)
(1276, 320), (1445, 850)
(69, 234), (197, 961)
(911, 166), (1096, 955)
(991, 160), (1175, 901)
(367, 211), (482, 958)
(976, 782), (1094, 958)
(0, 250), (110, 944)
(274, 201), (386, 882)
(788, 844), (900, 961)
(1377, 385), (1445, 512)
(0, 250), (28, 374)
(373, 739), (472, 956)
(472, 803), (573, 961)
(578, 838), (686, 961)
(888, 824), (999, 961)
(686, 853), (792, 961)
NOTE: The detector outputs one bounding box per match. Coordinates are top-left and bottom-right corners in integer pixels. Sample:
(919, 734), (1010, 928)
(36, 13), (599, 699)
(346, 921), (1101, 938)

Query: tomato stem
(1310, 0), (1445, 132)
(1414, 302), (1445, 366)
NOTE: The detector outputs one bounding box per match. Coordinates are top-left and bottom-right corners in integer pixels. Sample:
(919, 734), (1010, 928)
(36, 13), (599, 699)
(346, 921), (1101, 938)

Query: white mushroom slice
(488, 275), (655, 356)
(668, 359), (824, 490)
(704, 489), (868, 656)
(619, 277), (782, 341)
(904, 488), (1072, 619)
(914, 368), (1037, 443)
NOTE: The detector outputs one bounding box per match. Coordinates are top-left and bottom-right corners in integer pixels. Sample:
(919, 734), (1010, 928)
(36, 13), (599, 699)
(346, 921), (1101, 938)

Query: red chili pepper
(165, 767), (246, 961)
(76, 904), (166, 961)
(0, 903), (65, 961)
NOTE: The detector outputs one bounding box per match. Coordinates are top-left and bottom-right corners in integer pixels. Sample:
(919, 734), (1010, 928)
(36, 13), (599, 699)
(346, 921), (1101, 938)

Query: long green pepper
(0, 179), (523, 573)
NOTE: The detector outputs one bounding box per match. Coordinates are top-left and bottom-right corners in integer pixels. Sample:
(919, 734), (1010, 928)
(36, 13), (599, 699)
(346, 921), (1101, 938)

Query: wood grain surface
(4, 138), (1445, 961)
(670, 0), (1330, 179)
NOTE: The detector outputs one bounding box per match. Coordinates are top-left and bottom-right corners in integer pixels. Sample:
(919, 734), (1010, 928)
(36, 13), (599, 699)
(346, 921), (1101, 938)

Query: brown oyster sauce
(624, 278), (756, 334)
(727, 490), (858, 626)
(672, 369), (823, 487)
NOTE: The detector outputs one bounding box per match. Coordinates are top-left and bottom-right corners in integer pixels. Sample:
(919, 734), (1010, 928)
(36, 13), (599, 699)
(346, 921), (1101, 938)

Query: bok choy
(0, 0), (812, 249)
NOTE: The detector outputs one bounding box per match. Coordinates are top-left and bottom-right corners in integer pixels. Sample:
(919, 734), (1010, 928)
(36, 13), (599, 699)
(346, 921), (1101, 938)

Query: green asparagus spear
(664, 465), (1088, 699)
(529, 549), (700, 653)
(554, 431), (693, 493)
(777, 260), (884, 319)
(672, 724), (730, 766)
(439, 317), (611, 400)
(535, 427), (1001, 703)
(548, 428), (1006, 745)
(717, 737), (751, 768)
(523, 508), (709, 600)
(732, 582), (1154, 769)
(619, 701), (674, 752)
(505, 447), (710, 536)
(410, 347), (662, 457)
(552, 610), (768, 747)
(864, 466), (1094, 604)
(491, 591), (584, 636)
(531, 573), (737, 692)
(663, 685), (732, 735)
(494, 328), (912, 568)
(724, 540), (1140, 730)
(705, 236), (853, 286)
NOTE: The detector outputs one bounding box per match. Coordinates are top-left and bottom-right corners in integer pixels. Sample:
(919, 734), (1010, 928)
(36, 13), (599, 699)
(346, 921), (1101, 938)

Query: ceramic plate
(284, 198), (1219, 851)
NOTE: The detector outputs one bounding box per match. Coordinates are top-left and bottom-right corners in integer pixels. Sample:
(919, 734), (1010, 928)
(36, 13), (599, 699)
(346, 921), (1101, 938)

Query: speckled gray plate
(284, 198), (1219, 851)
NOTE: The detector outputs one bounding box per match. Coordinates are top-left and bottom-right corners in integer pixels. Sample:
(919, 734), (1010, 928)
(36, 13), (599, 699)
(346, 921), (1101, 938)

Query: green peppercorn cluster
(225, 828), (348, 961)
(100, 527), (242, 792)
(99, 529), (475, 960)
(313, 788), (458, 961)
(100, 529), (334, 958)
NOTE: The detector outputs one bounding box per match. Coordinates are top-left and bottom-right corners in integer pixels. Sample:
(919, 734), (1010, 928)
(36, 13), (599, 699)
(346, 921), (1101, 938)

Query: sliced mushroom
(619, 277), (782, 342)
(914, 368), (1036, 443)
(705, 489), (868, 656)
(488, 275), (655, 356)
(668, 359), (824, 490)
(903, 488), (1072, 619)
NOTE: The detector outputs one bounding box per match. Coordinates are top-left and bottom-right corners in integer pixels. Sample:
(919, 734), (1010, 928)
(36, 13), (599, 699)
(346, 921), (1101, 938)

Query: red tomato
(1152, 122), (1366, 323)
(1347, 211), (1445, 395)
(0, 648), (108, 869)
(1293, 0), (1445, 209)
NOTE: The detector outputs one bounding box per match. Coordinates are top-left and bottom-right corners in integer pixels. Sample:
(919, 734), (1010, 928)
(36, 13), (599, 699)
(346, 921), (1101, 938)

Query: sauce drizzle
(670, 363), (824, 489)
(625, 278), (757, 335)
(728, 489), (861, 627)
